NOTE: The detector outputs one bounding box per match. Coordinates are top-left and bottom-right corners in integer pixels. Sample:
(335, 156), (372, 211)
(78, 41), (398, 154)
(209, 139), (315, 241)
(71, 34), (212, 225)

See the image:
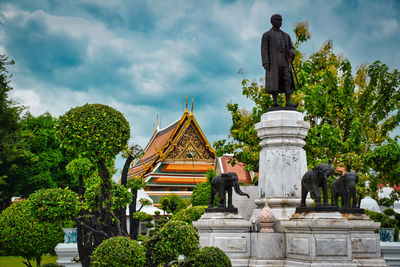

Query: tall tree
(215, 22), (400, 190)
(55, 103), (131, 267)
(0, 55), (23, 208)
(3, 112), (76, 200)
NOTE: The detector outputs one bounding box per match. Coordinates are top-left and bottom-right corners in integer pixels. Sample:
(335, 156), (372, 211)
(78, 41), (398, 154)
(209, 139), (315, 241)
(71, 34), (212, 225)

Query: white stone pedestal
(252, 111), (310, 232)
(55, 243), (81, 267)
(249, 232), (285, 267)
(281, 212), (386, 267)
(193, 212), (251, 267)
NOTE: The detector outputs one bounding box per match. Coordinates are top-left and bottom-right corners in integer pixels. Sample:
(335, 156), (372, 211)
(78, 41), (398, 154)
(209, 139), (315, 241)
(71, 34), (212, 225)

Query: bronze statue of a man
(261, 14), (297, 108)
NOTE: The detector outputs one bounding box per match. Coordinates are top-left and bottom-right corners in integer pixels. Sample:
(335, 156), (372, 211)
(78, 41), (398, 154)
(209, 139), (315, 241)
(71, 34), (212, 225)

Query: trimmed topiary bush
(26, 187), (80, 222)
(55, 103), (130, 162)
(171, 205), (206, 224)
(0, 201), (63, 267)
(183, 246), (231, 267)
(144, 220), (199, 266)
(90, 236), (145, 267)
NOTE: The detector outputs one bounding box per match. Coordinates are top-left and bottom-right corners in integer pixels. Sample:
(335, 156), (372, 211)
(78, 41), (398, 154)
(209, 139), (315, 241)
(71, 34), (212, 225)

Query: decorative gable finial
(185, 95), (189, 114)
(190, 98), (194, 116)
(156, 115), (160, 131)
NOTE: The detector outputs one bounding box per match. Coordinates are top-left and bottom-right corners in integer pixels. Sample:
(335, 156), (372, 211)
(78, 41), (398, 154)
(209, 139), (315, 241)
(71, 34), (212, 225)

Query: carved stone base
(281, 212), (386, 267)
(193, 212), (251, 267)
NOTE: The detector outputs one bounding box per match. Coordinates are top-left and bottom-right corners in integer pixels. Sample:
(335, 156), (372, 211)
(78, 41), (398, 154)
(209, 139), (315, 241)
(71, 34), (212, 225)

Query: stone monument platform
(281, 211), (386, 267)
(251, 110), (311, 232)
(193, 211), (251, 267)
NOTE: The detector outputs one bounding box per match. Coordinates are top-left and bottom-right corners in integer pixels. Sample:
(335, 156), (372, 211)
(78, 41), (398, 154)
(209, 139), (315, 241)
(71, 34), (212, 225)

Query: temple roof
(129, 100), (215, 179)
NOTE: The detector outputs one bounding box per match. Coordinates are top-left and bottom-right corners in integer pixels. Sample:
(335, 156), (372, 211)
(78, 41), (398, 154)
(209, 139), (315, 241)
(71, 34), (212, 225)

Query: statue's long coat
(261, 28), (296, 94)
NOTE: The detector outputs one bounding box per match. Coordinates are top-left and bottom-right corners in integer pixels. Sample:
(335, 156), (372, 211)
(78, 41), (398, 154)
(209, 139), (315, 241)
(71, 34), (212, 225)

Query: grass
(0, 255), (57, 267)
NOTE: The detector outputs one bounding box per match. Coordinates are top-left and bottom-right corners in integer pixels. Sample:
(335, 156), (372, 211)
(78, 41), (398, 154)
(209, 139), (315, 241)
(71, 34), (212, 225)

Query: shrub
(91, 236), (145, 267)
(144, 220), (199, 266)
(171, 206), (206, 224)
(365, 209), (399, 241)
(183, 247), (231, 267)
(55, 103), (130, 162)
(0, 201), (63, 267)
(26, 187), (80, 222)
(191, 182), (219, 206)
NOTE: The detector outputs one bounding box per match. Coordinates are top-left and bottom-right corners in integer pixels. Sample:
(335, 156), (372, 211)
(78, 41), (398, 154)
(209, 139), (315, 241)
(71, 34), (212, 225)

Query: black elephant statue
(331, 170), (359, 208)
(209, 172), (250, 209)
(300, 161), (335, 207)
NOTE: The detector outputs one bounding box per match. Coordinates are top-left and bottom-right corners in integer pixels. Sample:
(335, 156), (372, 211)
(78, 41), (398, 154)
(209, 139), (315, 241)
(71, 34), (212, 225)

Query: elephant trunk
(234, 182), (250, 198)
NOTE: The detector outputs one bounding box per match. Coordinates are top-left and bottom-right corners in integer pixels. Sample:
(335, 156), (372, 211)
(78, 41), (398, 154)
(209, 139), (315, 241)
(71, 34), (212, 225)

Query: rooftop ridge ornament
(190, 98), (194, 116)
(156, 115), (160, 131)
(185, 95), (189, 114)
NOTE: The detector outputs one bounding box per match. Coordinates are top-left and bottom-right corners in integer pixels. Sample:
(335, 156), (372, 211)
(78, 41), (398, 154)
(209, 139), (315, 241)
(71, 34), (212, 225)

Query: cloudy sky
(1, 0), (399, 174)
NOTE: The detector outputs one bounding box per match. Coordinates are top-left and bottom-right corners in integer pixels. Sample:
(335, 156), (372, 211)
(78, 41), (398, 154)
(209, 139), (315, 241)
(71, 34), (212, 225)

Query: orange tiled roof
(220, 155), (252, 184)
(161, 163), (214, 173)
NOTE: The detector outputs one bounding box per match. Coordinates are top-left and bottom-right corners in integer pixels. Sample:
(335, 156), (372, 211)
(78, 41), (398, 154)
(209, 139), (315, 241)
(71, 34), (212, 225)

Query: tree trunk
(97, 160), (113, 238)
(129, 188), (139, 239)
(118, 154), (134, 234)
(76, 175), (91, 267)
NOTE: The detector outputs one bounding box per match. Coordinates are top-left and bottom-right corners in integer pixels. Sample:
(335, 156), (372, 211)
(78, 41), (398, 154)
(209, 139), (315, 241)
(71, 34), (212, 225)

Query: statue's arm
(261, 33), (269, 70)
(288, 35), (295, 61)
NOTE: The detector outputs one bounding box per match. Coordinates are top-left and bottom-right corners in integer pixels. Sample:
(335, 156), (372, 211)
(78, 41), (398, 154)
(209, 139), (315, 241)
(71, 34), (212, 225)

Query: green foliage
(66, 157), (93, 178)
(127, 177), (147, 191)
(366, 138), (400, 187)
(83, 174), (131, 212)
(205, 169), (217, 183)
(171, 205), (206, 224)
(160, 193), (189, 214)
(191, 182), (220, 206)
(2, 112), (76, 199)
(26, 188), (80, 222)
(0, 201), (63, 265)
(55, 103), (130, 162)
(132, 211), (153, 221)
(144, 220), (199, 266)
(90, 236), (145, 267)
(183, 247), (232, 267)
(0, 55), (22, 190)
(365, 209), (399, 241)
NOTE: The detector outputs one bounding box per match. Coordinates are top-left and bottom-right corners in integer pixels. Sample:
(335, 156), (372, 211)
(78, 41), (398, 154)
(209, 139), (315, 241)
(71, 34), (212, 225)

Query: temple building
(128, 98), (216, 204)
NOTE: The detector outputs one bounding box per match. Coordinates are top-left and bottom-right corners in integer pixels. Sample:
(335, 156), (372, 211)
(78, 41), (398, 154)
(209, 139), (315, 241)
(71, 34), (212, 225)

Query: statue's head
(270, 14), (282, 29)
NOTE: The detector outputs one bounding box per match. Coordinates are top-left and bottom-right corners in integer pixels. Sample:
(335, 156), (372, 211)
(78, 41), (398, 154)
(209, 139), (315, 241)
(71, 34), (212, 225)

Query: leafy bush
(0, 201), (63, 266)
(191, 182), (211, 206)
(171, 206), (206, 224)
(365, 209), (399, 241)
(55, 103), (130, 161)
(133, 211), (153, 221)
(83, 174), (132, 212)
(26, 187), (80, 222)
(91, 236), (145, 267)
(144, 220), (199, 266)
(160, 193), (189, 214)
(183, 247), (231, 267)
(191, 182), (219, 206)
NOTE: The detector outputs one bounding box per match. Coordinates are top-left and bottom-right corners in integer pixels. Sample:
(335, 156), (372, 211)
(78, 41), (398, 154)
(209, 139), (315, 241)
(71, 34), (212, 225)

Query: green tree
(55, 103), (130, 267)
(144, 220), (199, 266)
(3, 113), (75, 201)
(0, 55), (23, 208)
(215, 22), (400, 190)
(160, 193), (189, 214)
(0, 201), (63, 267)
